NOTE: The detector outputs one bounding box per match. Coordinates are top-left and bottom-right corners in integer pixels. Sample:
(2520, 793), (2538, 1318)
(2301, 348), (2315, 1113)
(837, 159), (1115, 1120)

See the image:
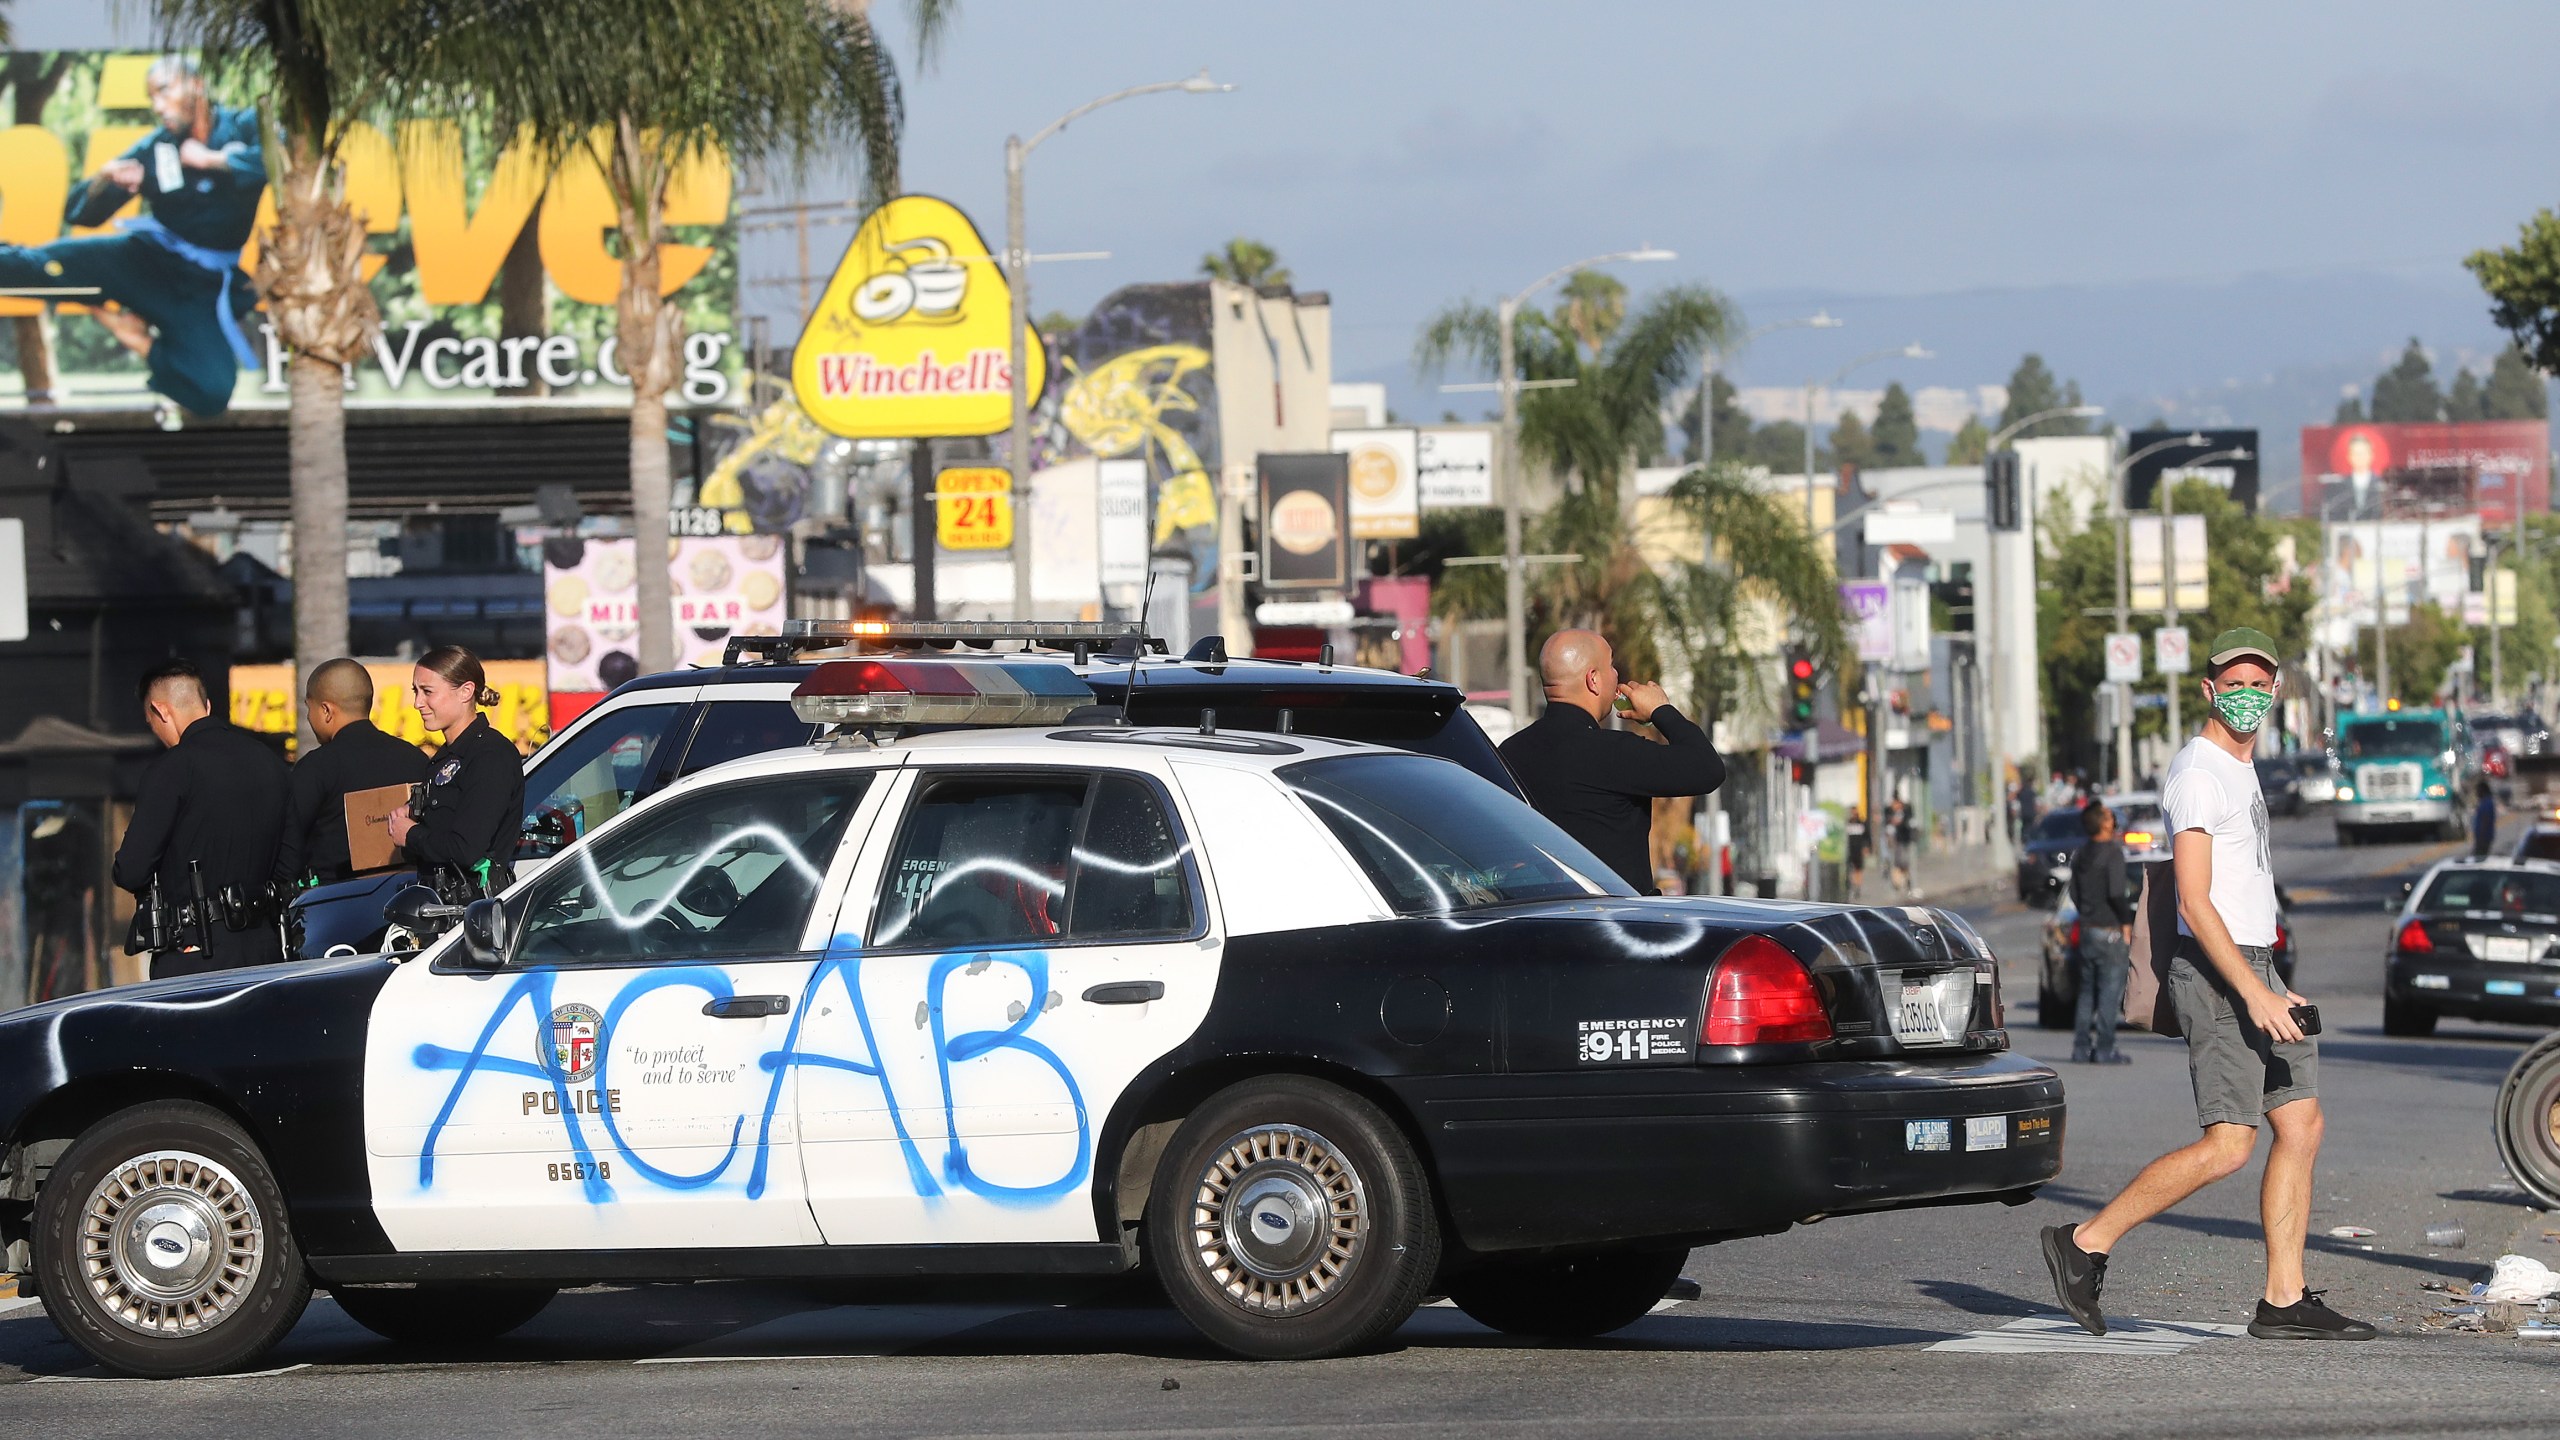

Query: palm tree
(150, 0), (440, 726)
(447, 0), (951, 673)
(1200, 237), (1290, 289)
(1649, 464), (1850, 728)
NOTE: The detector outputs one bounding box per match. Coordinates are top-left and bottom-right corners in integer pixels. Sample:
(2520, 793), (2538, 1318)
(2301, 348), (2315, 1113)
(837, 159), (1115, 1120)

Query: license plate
(2488, 978), (2528, 996)
(1890, 971), (1970, 1048)
(2484, 936), (2534, 962)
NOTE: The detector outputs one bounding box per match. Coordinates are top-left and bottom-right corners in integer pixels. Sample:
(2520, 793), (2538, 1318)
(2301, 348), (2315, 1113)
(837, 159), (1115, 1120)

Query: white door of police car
(791, 762), (1218, 1246)
(364, 769), (883, 1252)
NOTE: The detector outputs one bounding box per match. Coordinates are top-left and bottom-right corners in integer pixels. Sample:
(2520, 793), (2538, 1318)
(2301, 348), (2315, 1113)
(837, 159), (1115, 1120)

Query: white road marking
(30, 1362), (312, 1383)
(636, 1303), (1036, 1364)
(1927, 1316), (2246, 1354)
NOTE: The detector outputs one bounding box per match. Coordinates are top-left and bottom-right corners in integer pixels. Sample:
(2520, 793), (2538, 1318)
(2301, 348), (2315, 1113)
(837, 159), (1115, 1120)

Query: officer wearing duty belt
(115, 658), (289, 977)
(386, 645), (524, 902)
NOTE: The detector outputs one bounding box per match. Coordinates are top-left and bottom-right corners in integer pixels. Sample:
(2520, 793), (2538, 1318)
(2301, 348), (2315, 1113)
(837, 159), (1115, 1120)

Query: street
(3, 810), (2553, 1437)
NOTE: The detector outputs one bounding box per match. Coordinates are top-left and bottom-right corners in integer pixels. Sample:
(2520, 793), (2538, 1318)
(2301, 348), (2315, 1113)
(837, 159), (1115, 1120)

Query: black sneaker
(2248, 1290), (2377, 1341)
(2039, 1223), (2108, 1335)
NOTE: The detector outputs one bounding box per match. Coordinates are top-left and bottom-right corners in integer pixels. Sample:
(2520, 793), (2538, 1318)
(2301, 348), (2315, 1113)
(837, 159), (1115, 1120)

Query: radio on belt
(790, 658), (1094, 728)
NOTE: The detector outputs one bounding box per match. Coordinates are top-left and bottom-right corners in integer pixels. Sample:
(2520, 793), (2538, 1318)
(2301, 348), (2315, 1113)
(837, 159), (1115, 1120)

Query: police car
(1, 658), (2063, 1377)
(291, 620), (1516, 957)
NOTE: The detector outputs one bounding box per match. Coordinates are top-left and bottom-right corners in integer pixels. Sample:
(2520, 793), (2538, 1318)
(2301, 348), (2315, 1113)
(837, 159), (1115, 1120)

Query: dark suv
(290, 621), (1515, 956)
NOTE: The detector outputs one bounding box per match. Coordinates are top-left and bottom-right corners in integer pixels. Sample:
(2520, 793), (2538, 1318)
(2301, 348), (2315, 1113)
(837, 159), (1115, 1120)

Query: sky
(29, 0), (2560, 466)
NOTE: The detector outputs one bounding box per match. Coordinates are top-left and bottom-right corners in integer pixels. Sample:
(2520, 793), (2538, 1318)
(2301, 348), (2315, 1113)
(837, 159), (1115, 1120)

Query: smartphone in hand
(2289, 1003), (2322, 1036)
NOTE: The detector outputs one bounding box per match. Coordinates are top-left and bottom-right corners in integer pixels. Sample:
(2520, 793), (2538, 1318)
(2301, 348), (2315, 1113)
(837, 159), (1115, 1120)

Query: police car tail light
(1704, 936), (1831, 1045)
(2395, 918), (2433, 954)
(790, 658), (1094, 727)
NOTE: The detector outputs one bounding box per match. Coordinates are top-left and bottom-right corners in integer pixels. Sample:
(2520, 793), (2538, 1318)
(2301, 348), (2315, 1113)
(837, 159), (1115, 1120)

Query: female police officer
(386, 645), (525, 902)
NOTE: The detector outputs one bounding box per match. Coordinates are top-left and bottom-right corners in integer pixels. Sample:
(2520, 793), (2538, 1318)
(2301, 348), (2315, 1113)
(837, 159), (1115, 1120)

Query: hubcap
(78, 1150), (264, 1336)
(1187, 1123), (1367, 1316)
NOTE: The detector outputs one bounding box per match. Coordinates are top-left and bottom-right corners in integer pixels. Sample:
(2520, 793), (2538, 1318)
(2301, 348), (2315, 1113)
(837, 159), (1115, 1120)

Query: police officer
(276, 658), (431, 886)
(114, 658), (289, 977)
(386, 645), (525, 902)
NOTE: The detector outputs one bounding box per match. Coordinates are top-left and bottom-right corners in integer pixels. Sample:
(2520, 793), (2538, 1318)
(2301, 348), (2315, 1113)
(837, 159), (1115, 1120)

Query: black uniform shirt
(1497, 702), (1726, 895)
(276, 717), (432, 884)
(407, 715), (526, 888)
(113, 716), (289, 901)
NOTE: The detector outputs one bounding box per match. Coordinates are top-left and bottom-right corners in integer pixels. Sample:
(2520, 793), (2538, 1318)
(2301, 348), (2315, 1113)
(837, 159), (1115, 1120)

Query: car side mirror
(459, 897), (516, 969)
(385, 883), (461, 936)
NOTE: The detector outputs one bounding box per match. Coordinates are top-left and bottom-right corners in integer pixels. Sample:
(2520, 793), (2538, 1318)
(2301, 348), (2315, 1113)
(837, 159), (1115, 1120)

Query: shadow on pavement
(1907, 1278), (2043, 1317)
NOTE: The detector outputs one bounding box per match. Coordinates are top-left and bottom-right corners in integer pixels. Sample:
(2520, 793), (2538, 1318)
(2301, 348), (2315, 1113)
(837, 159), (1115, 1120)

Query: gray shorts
(2168, 938), (2317, 1129)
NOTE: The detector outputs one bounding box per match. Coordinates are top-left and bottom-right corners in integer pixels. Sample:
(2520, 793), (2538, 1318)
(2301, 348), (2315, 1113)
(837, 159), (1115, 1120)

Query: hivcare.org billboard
(0, 51), (739, 414)
(2300, 421), (2549, 527)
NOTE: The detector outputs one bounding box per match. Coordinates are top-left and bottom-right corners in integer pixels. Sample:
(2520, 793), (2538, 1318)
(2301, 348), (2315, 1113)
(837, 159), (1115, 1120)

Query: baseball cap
(2206, 626), (2281, 672)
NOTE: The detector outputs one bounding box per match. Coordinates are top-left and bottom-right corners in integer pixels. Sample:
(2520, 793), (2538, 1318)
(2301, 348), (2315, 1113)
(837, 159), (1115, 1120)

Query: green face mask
(2210, 683), (2275, 735)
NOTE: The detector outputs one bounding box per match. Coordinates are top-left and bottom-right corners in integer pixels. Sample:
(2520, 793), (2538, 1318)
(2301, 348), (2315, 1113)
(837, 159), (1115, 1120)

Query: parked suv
(290, 621), (1517, 957)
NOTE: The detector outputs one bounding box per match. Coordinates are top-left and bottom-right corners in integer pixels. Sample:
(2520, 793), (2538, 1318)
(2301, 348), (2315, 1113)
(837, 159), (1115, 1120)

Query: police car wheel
(1445, 1247), (1689, 1338)
(1146, 1076), (1439, 1361)
(2496, 1034), (2560, 1210)
(34, 1101), (311, 1379)
(329, 1283), (557, 1346)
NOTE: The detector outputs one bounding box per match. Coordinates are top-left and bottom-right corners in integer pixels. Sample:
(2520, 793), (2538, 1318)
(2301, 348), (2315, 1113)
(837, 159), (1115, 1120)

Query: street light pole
(1495, 246), (1676, 727)
(1801, 343), (1931, 535)
(1005, 72), (1231, 621)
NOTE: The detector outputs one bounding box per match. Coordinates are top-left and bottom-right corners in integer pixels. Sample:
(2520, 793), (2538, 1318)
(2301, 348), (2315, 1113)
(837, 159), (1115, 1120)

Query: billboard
(791, 194), (1045, 439)
(2300, 421), (2549, 526)
(2127, 515), (2207, 611)
(2124, 428), (2259, 512)
(0, 50), (738, 415)
(543, 531), (788, 694)
(2314, 516), (2482, 645)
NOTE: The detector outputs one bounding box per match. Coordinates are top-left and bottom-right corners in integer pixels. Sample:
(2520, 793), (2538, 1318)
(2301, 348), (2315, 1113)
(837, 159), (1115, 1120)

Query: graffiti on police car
(409, 943), (1089, 1208)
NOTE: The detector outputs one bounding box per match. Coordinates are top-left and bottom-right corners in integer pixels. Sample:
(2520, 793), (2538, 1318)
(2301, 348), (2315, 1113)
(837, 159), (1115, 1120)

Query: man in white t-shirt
(2039, 628), (2374, 1343)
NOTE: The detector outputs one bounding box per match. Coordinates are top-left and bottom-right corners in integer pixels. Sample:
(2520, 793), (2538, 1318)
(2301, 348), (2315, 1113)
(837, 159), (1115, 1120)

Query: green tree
(2369, 337), (2442, 422)
(1033, 308), (1081, 340)
(1824, 408), (1875, 472)
(2467, 209), (2560, 375)
(2000, 354), (2089, 437)
(1745, 418), (1810, 475)
(150, 0), (458, 724)
(2358, 603), (2468, 703)
(1553, 270), (1626, 359)
(445, 0), (947, 672)
(1200, 237), (1290, 289)
(1675, 370), (1753, 466)
(2447, 366), (2485, 422)
(1650, 464), (1851, 726)
(1415, 278), (1739, 675)
(1943, 414), (1990, 466)
(1869, 381), (1922, 467)
(2485, 343), (2549, 419)
(2334, 390), (2366, 424)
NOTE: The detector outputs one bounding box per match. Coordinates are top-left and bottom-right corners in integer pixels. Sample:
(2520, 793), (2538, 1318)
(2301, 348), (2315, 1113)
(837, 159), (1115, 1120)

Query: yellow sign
(230, 661), (551, 758)
(792, 195), (1046, 439)
(936, 467), (1014, 551)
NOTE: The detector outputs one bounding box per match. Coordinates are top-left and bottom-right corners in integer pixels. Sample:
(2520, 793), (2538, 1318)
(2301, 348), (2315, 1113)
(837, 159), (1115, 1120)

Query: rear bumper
(2388, 954), (2560, 1019)
(1396, 1052), (2064, 1254)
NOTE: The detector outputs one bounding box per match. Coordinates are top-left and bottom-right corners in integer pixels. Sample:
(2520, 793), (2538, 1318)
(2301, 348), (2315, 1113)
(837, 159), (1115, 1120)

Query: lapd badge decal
(550, 1003), (605, 1083)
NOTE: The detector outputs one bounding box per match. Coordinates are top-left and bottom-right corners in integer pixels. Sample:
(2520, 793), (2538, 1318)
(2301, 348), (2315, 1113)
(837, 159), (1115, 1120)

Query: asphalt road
(5, 809), (2556, 1437)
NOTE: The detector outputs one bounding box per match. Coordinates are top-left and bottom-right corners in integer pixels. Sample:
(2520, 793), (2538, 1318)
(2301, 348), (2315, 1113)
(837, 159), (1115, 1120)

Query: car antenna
(1116, 562), (1158, 727)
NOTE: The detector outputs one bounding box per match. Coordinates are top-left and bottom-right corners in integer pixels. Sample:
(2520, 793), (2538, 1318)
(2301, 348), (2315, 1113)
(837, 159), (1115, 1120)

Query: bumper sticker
(1578, 1016), (1689, 1064)
(2014, 1114), (2055, 1144)
(1965, 1115), (2008, 1152)
(1906, 1119), (1951, 1152)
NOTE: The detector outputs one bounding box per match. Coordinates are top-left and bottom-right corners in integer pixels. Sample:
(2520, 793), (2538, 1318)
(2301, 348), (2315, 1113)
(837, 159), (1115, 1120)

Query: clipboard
(344, 783), (411, 873)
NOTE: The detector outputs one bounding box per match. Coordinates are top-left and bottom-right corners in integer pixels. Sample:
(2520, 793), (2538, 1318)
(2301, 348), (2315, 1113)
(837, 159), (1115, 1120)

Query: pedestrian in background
(114, 658), (288, 977)
(2041, 627), (2372, 1343)
(2473, 778), (2499, 860)
(1844, 806), (1870, 897)
(2069, 799), (2136, 1064)
(1886, 796), (1917, 898)
(276, 658), (430, 887)
(1498, 628), (1725, 895)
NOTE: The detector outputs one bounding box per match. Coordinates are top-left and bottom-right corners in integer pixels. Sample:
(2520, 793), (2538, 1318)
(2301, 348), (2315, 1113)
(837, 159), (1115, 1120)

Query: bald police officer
(115, 659), (289, 977)
(276, 658), (430, 887)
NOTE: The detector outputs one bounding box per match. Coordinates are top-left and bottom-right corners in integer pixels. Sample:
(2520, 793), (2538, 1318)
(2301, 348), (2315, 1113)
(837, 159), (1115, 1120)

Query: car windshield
(1281, 753), (1634, 913)
(2343, 720), (2445, 758)
(2421, 869), (2560, 920)
(2032, 813), (2083, 842)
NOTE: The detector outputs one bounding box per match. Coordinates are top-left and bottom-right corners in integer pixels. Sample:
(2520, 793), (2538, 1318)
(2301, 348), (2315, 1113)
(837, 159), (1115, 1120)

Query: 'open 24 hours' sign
(935, 467), (1012, 550)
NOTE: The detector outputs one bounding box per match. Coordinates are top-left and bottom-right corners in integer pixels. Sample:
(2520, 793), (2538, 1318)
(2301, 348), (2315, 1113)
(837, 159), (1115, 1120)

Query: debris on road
(2483, 1255), (2560, 1303)
(2426, 1224), (2467, 1248)
(2327, 1225), (2377, 1238)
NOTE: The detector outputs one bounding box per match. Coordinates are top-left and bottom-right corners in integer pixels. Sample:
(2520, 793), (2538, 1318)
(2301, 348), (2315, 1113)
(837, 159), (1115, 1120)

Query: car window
(2033, 813), (2084, 842)
(513, 773), (871, 964)
(2519, 833), (2560, 862)
(678, 700), (819, 777)
(1117, 690), (1520, 795)
(2421, 869), (2560, 919)
(1281, 752), (1636, 913)
(1068, 774), (1196, 937)
(875, 776), (1088, 948)
(518, 703), (685, 858)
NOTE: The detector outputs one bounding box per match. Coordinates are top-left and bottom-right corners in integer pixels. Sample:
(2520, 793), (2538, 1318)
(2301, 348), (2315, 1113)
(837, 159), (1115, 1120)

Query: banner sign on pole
(1841, 580), (1892, 663)
(1097, 458), (1149, 591)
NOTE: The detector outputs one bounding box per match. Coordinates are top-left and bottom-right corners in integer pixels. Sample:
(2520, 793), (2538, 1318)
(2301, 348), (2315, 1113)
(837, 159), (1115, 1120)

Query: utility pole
(2162, 474), (2182, 743)
(2114, 466), (2132, 788)
(2374, 510), (2390, 706)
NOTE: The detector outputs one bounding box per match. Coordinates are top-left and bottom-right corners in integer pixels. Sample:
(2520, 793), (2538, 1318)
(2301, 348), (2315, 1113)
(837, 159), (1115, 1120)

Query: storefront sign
(934, 467), (1013, 550)
(1332, 427), (1419, 540)
(230, 660), (549, 755)
(1258, 453), (1350, 591)
(1418, 427), (1496, 508)
(543, 533), (788, 694)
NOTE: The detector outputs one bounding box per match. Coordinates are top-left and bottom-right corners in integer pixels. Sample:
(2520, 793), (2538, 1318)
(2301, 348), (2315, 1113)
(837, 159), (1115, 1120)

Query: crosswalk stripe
(1927, 1316), (2246, 1354)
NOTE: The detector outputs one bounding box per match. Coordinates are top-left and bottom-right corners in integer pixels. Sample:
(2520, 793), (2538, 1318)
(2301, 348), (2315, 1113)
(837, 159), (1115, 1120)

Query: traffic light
(1786, 650), (1818, 729)
(1931, 562), (1975, 634)
(1985, 450), (2022, 532)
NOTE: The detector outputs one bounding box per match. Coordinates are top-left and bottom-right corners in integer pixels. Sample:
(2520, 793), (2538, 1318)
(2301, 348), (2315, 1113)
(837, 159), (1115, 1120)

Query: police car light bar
(790, 658), (1096, 727)
(727, 619), (1159, 667)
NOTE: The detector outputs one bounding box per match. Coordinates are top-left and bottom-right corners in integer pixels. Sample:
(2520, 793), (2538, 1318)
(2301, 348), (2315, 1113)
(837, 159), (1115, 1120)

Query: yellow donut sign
(792, 195), (1048, 439)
